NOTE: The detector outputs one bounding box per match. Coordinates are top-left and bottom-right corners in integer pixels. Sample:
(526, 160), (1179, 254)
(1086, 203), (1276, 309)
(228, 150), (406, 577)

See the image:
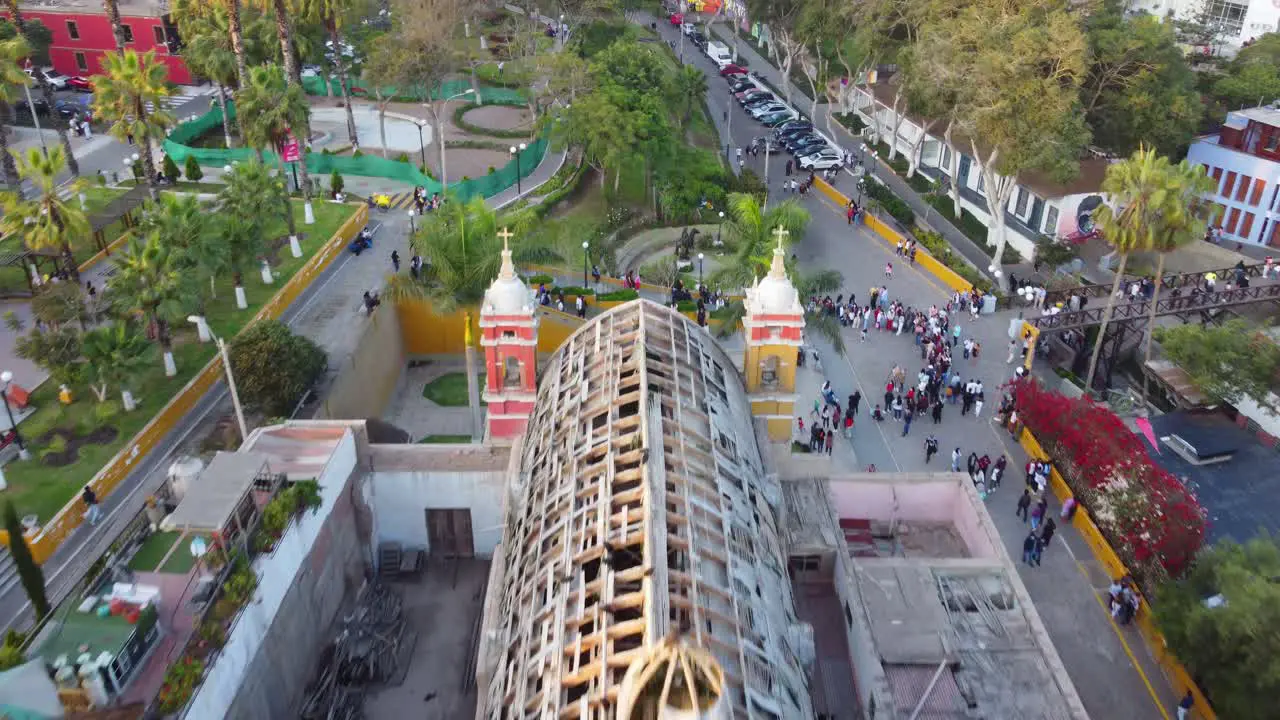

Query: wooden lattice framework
(480, 300), (813, 720)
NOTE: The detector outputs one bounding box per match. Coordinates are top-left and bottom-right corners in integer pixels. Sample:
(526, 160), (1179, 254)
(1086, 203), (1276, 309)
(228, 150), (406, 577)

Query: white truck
(705, 40), (733, 67)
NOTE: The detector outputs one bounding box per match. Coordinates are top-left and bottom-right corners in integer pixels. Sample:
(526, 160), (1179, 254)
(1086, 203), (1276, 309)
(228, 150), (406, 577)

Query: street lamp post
(582, 241), (589, 288)
(697, 252), (704, 288)
(717, 211), (724, 245)
(0, 371), (29, 460)
(190, 320), (248, 441)
(415, 120), (428, 169)
(510, 142), (527, 195)
(408, 208), (416, 235)
(432, 88), (475, 190)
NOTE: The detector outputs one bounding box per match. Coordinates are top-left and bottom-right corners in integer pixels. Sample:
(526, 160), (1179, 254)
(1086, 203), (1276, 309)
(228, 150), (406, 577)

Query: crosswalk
(371, 191), (419, 211)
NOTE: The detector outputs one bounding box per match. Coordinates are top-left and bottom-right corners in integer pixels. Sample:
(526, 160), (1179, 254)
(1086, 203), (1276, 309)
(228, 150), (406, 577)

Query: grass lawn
(0, 186), (127, 294)
(5, 198), (359, 524)
(127, 530), (180, 572)
(160, 534), (209, 574)
(122, 179), (227, 193)
(421, 373), (485, 407)
(419, 434), (474, 444)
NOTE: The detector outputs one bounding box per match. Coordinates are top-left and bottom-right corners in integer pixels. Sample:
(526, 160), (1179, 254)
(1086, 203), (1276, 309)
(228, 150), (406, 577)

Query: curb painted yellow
(814, 177), (975, 294)
(2, 204), (369, 563)
(1019, 427), (1216, 720)
(77, 230), (133, 275)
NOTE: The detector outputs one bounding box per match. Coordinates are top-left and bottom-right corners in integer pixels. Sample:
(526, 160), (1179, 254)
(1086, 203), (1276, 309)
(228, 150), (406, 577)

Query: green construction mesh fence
(161, 100), (550, 201)
(300, 76), (527, 105)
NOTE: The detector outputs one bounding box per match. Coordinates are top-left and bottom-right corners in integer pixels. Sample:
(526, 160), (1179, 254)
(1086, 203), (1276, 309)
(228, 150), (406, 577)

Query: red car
(719, 64), (748, 77)
(66, 76), (94, 92)
(669, 12), (684, 24)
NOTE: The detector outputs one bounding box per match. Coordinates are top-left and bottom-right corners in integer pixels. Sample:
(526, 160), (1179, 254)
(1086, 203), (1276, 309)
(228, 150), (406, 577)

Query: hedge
(597, 289), (640, 302)
(914, 230), (993, 293)
(864, 180), (914, 227)
(551, 286), (595, 297)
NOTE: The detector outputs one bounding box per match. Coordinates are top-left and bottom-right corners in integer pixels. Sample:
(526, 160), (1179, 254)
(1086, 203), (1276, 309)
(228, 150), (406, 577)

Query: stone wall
(316, 306), (406, 421)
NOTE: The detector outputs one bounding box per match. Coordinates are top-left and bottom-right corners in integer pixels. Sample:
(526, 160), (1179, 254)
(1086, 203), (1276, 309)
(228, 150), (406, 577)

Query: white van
(706, 41), (733, 67)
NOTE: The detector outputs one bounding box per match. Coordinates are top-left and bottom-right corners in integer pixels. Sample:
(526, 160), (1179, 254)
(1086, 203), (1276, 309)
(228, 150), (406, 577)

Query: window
(1222, 171), (1237, 198)
(1043, 205), (1060, 235)
(1207, 0), (1248, 37)
(121, 24), (134, 43)
(74, 52), (88, 72)
(66, 21), (79, 40)
(1014, 187), (1029, 217)
(1266, 132), (1280, 153)
(976, 171), (985, 193)
(1240, 212), (1255, 239)
(153, 25), (166, 45)
(1236, 175), (1252, 202)
(940, 145), (952, 171)
(503, 356), (521, 388)
(1250, 179), (1266, 206)
(1225, 207), (1241, 234)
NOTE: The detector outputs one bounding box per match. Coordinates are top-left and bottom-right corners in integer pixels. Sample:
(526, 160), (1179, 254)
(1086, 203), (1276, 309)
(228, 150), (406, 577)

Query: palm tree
(137, 193), (203, 248)
(92, 49), (176, 199)
(178, 11), (240, 147)
(672, 65), (707, 129)
(711, 192), (811, 290)
(238, 64), (316, 234)
(102, 0), (129, 51)
(0, 34), (30, 186)
(1139, 159), (1218, 403)
(173, 0), (257, 144)
(299, 0), (359, 148)
(1082, 148), (1165, 393)
(2, 7), (79, 176)
(108, 231), (190, 376)
(0, 146), (89, 280)
(82, 321), (151, 409)
(381, 195), (562, 311)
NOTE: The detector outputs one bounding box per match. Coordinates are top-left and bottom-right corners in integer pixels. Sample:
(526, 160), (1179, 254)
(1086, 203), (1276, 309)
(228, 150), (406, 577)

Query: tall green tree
(0, 34), (31, 186)
(298, 0), (362, 148)
(0, 146), (89, 280)
(921, 0), (1090, 277)
(237, 64), (312, 240)
(82, 321), (151, 409)
(217, 159), (282, 303)
(1153, 320), (1280, 411)
(1082, 2), (1203, 157)
(671, 65), (706, 130)
(3, 499), (49, 621)
(173, 0), (258, 144)
(179, 10), (242, 147)
(1082, 148), (1166, 392)
(92, 49), (176, 199)
(1140, 158), (1217, 403)
(102, 0), (129, 50)
(108, 232), (190, 377)
(228, 320), (326, 416)
(1157, 534), (1280, 720)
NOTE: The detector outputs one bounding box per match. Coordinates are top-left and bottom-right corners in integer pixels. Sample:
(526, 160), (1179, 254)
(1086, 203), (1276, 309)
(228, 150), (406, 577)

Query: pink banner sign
(280, 133), (301, 162)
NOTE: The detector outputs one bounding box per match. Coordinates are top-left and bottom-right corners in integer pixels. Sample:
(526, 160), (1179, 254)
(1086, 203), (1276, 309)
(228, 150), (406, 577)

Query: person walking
(1030, 497), (1047, 531)
(931, 400), (943, 424)
(1016, 489), (1031, 522)
(1176, 691), (1195, 720)
(974, 391), (985, 418)
(1022, 532), (1037, 565)
(82, 485), (102, 525)
(1040, 516), (1057, 552)
(1031, 533), (1045, 566)
(847, 203), (855, 224)
(901, 408), (913, 437)
(575, 295), (586, 318)
(951, 447), (962, 472)
(824, 428), (834, 455)
(785, 158), (793, 176)
(924, 435), (938, 463)
(1007, 338), (1018, 364)
(391, 250), (400, 272)
(849, 391), (861, 416)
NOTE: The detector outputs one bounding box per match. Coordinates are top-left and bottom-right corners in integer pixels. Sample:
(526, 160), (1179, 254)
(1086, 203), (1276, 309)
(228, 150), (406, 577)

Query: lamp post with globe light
(582, 241), (589, 288)
(408, 208), (416, 235)
(510, 142), (528, 195)
(698, 252), (704, 288)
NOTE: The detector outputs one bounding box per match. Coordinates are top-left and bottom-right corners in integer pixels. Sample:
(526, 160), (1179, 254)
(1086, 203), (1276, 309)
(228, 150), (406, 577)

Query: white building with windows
(848, 81), (1111, 263)
(1125, 0), (1279, 51)
(1187, 104), (1280, 248)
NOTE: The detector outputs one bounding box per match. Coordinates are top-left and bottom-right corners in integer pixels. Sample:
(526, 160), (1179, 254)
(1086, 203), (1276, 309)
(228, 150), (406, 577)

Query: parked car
(719, 63), (748, 77)
(728, 76), (754, 90)
(66, 75), (94, 92)
(798, 149), (845, 169)
(25, 67), (68, 90)
(782, 132), (821, 151)
(681, 22), (696, 35)
(689, 32), (707, 49)
(54, 99), (92, 122)
(775, 120), (812, 136)
(749, 103), (790, 119)
(735, 89), (771, 104)
(669, 12), (684, 24)
(789, 138), (830, 156)
(14, 97), (49, 116)
(741, 94), (776, 108)
(761, 112), (798, 127)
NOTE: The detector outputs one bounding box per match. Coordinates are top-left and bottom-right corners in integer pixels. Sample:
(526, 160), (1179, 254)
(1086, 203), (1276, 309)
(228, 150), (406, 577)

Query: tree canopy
(1153, 320), (1280, 410)
(1158, 534), (1280, 720)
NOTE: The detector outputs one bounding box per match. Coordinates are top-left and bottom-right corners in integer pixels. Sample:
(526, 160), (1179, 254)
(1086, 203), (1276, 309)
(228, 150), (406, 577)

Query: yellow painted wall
(765, 417), (792, 441)
(2, 203), (370, 562)
(397, 300), (584, 357)
(744, 344), (797, 393)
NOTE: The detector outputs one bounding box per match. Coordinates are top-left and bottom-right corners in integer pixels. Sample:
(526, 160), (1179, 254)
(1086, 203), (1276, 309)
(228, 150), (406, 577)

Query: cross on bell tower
(480, 226), (539, 441)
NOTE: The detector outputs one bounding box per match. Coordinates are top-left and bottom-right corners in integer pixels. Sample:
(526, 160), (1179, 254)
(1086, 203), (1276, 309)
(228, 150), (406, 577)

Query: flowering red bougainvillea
(1013, 378), (1208, 586)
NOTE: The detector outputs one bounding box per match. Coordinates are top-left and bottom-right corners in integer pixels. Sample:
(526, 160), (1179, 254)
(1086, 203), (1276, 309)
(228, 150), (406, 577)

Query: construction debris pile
(300, 582), (418, 720)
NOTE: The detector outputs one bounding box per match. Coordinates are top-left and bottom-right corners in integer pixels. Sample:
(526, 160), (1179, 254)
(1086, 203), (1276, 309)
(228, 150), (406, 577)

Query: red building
(8, 0), (192, 85)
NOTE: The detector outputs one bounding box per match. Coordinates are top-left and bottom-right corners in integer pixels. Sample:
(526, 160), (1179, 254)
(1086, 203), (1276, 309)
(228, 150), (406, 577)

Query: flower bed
(1013, 378), (1207, 587)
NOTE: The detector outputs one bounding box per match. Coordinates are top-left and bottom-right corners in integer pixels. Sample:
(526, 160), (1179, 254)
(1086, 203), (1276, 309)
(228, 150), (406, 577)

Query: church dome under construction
(476, 299), (813, 720)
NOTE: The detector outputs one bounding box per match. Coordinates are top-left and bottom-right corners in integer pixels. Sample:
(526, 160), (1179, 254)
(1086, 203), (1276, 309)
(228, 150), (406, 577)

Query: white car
(25, 67), (68, 90)
(681, 22), (696, 35)
(749, 102), (789, 119)
(798, 149), (846, 170)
